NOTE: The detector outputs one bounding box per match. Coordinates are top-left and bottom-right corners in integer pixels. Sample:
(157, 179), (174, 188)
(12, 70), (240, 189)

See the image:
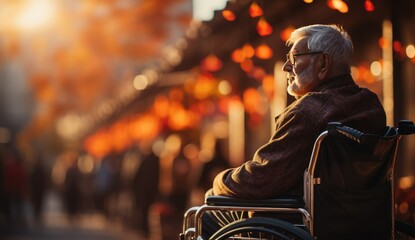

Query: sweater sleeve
(212, 105), (320, 199)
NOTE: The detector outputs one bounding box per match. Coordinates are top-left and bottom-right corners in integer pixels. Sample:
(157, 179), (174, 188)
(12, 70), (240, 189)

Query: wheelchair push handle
(327, 122), (364, 143)
(398, 120), (415, 135)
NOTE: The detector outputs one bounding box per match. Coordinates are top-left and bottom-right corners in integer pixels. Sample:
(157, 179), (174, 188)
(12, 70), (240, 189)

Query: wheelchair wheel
(209, 217), (313, 240)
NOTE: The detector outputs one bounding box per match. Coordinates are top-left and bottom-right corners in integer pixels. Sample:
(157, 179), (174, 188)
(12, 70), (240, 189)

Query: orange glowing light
(303, 0), (314, 3)
(222, 10), (236, 21)
(153, 95), (170, 118)
(231, 48), (245, 63)
(84, 131), (111, 159)
(256, 18), (273, 36)
(249, 2), (263, 17)
(168, 103), (199, 130)
(327, 0), (348, 13)
(356, 64), (376, 84)
(240, 59), (253, 72)
(193, 74), (217, 99)
(243, 88), (261, 114)
(201, 54), (223, 72)
(196, 100), (216, 115)
(140, 116), (161, 140)
(255, 44), (273, 59)
(251, 67), (266, 80)
(218, 97), (230, 113)
(112, 121), (131, 152)
(280, 26), (295, 42)
(262, 75), (274, 99)
(129, 114), (160, 141)
(364, 0), (375, 12)
(378, 37), (386, 49)
(169, 107), (189, 130)
(242, 43), (255, 58)
(393, 41), (402, 53)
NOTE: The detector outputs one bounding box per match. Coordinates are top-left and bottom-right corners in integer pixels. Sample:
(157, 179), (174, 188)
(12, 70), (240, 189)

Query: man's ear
(318, 53), (331, 79)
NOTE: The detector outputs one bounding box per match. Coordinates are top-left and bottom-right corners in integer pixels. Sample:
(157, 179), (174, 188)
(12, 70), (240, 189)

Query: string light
(255, 44), (273, 59)
(249, 2), (263, 18)
(240, 59), (253, 72)
(280, 26), (295, 42)
(222, 10), (236, 21)
(364, 0), (375, 12)
(231, 48), (244, 63)
(327, 0), (349, 13)
(242, 43), (255, 58)
(201, 54), (223, 72)
(256, 17), (273, 36)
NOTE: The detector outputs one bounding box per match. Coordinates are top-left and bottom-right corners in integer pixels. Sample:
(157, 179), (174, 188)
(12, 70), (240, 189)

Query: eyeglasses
(286, 51), (323, 65)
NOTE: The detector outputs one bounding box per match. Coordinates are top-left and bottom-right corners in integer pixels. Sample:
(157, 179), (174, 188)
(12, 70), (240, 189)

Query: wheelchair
(179, 120), (415, 240)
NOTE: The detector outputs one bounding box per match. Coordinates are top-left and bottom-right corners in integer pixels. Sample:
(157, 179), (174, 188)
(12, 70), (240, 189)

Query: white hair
(287, 24), (353, 68)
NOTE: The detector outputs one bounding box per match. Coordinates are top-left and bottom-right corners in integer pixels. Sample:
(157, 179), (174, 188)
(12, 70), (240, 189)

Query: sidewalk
(0, 191), (147, 240)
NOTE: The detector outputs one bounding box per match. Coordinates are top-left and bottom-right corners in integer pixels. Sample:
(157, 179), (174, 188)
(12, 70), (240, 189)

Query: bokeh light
(15, 0), (58, 31)
(406, 44), (415, 58)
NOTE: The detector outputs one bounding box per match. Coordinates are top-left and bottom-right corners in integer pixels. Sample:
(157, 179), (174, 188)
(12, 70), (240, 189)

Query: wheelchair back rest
(315, 126), (399, 190)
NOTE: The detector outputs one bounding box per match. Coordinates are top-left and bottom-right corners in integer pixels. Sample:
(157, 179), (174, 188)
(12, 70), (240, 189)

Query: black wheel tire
(209, 217), (313, 240)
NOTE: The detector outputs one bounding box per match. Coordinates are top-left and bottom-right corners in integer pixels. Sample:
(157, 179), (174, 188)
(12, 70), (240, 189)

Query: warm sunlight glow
(16, 0), (58, 31)
(193, 0), (228, 21)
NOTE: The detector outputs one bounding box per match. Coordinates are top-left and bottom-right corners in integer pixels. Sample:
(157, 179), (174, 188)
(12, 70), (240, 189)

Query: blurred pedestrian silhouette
(29, 153), (48, 225)
(169, 153), (191, 215)
(62, 152), (81, 223)
(132, 150), (160, 237)
(93, 154), (116, 218)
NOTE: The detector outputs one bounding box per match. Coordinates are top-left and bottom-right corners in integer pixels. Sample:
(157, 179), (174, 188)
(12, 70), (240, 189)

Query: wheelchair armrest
(398, 120), (415, 135)
(205, 196), (305, 208)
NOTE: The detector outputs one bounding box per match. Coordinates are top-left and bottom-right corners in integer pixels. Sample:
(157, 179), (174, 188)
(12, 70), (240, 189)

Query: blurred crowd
(0, 136), (230, 239)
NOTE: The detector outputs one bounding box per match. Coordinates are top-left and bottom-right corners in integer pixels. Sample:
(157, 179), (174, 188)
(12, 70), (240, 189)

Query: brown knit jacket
(212, 74), (386, 199)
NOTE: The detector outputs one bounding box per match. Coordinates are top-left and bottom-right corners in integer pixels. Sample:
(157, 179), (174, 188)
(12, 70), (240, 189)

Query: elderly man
(199, 24), (387, 239)
(211, 24), (386, 199)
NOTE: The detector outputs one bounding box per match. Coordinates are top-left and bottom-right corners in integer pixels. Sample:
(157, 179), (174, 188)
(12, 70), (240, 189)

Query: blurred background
(0, 0), (414, 239)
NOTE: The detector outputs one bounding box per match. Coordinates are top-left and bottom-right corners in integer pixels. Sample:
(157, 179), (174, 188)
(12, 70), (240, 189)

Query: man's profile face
(282, 37), (320, 98)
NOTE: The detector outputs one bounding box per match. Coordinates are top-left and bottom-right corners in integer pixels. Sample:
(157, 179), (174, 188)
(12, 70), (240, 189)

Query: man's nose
(282, 60), (292, 72)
